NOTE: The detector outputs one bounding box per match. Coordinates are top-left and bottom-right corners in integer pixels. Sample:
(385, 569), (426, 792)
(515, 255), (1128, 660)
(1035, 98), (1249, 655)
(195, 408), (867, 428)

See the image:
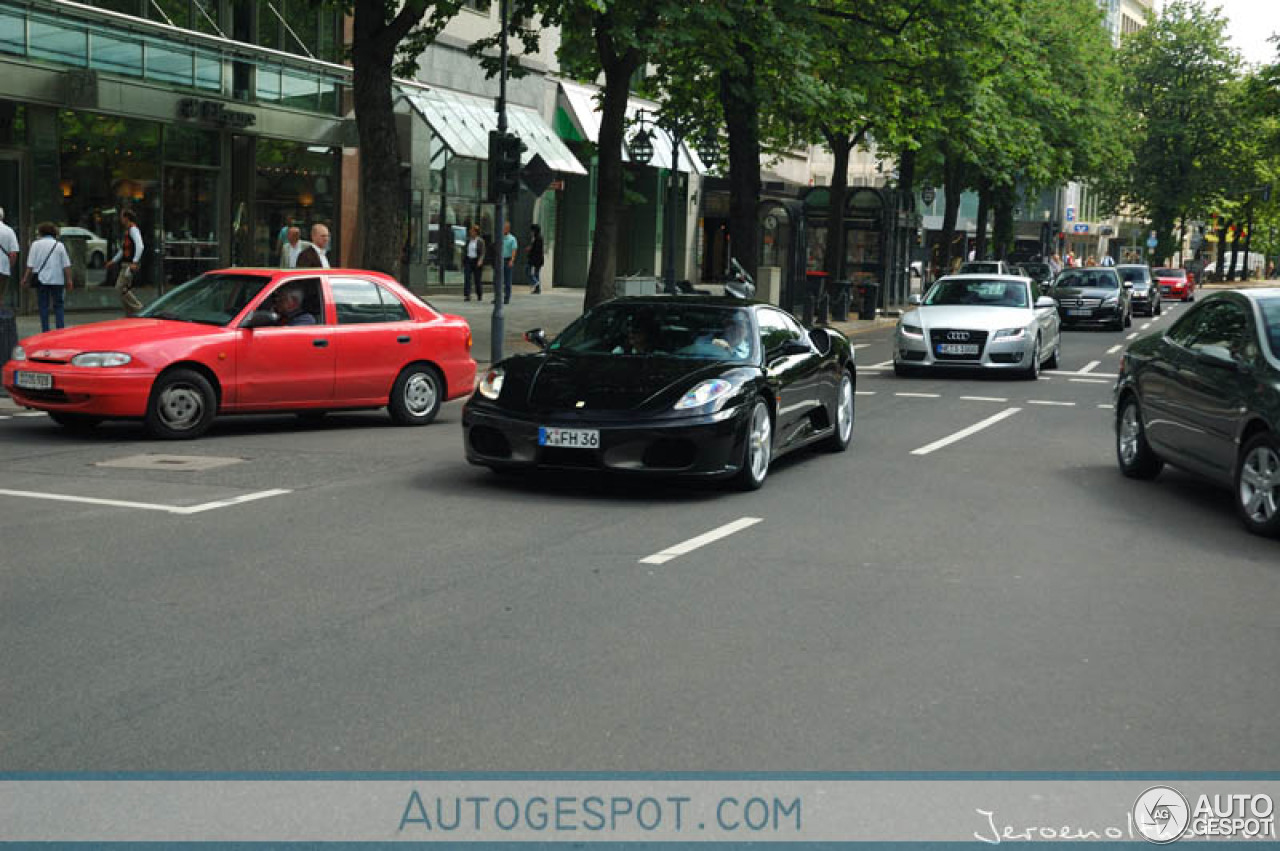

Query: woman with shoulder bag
(22, 222), (73, 332)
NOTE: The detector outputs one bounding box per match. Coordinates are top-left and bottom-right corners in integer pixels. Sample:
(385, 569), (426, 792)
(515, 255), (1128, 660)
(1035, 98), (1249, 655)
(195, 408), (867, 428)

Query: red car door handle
(397, 335), (410, 344)
(312, 339), (329, 348)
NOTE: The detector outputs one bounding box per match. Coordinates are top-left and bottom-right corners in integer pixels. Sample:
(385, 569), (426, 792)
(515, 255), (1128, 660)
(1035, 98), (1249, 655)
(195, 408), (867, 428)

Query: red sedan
(2, 269), (476, 438)
(1153, 267), (1195, 302)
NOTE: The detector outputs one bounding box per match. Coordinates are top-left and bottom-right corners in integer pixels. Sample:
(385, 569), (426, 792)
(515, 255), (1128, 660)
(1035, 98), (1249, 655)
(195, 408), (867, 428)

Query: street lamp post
(629, 109), (691, 294)
(490, 0), (511, 365)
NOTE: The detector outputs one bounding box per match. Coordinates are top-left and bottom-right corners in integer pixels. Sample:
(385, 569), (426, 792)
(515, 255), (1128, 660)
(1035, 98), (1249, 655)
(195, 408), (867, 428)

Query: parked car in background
(1046, 266), (1132, 330)
(58, 226), (108, 268)
(894, 274), (1060, 379)
(3, 269), (476, 439)
(1114, 289), (1280, 537)
(958, 260), (1016, 275)
(1116, 264), (1161, 316)
(1154, 267), (1195, 301)
(464, 297), (856, 490)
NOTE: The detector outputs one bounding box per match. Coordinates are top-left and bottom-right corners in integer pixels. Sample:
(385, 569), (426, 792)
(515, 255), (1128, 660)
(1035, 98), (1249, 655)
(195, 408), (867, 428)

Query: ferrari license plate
(539, 427), (600, 449)
(936, 343), (979, 356)
(15, 371), (53, 390)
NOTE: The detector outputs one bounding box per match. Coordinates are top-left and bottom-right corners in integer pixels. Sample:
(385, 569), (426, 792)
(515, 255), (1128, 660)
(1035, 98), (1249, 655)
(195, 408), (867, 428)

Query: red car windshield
(1153, 268), (1186, 280)
(139, 274), (272, 326)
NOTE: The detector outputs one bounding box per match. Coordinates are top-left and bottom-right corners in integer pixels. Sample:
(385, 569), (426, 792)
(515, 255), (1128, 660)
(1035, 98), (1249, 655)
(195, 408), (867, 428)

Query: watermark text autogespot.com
(399, 790), (803, 835)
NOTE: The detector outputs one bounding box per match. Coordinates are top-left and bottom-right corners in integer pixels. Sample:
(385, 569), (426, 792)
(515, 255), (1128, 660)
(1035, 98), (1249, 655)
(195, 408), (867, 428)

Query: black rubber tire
(822, 369), (854, 453)
(1116, 395), (1163, 480)
(389, 363), (443, 426)
(49, 412), (103, 432)
(731, 399), (772, 491)
(1021, 337), (1041, 380)
(144, 369), (216, 439)
(1235, 432), (1280, 538)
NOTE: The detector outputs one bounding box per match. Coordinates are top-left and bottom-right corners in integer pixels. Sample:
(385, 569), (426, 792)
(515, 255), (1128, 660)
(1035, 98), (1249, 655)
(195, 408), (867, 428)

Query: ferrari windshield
(924, 279), (1029, 308)
(550, 304), (757, 361)
(139, 273), (271, 325)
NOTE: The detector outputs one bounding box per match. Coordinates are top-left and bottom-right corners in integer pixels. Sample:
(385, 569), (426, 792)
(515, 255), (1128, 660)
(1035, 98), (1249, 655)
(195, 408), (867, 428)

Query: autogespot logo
(1134, 786), (1190, 844)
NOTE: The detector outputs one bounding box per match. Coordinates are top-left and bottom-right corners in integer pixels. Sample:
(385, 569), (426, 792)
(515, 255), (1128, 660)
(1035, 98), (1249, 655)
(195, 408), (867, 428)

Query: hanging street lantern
(628, 128), (654, 165)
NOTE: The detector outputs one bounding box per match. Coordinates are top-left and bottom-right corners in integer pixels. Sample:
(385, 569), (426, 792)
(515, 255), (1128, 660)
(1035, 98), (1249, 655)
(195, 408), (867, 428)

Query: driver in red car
(272, 285), (316, 326)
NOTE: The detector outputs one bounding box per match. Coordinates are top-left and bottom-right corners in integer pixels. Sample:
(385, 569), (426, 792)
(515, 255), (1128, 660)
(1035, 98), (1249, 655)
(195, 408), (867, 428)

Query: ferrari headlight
(900, 323), (924, 339)
(993, 328), (1026, 340)
(477, 367), (504, 400)
(674, 378), (735, 410)
(11, 345), (25, 362)
(71, 352), (132, 367)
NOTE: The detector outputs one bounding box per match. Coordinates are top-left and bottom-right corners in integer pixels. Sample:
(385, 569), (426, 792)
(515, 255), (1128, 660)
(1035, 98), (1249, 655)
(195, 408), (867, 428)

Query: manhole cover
(95, 454), (244, 472)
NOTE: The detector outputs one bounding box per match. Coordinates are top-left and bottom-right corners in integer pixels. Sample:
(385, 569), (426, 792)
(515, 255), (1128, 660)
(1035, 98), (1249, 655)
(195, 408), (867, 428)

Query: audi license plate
(1068, 309), (1092, 317)
(539, 427), (600, 449)
(936, 343), (979, 356)
(15, 371), (53, 390)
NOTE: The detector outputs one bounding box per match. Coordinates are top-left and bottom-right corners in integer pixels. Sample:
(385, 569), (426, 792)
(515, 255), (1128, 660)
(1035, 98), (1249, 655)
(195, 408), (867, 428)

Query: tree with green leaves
(349, 0), (465, 275)
(1111, 0), (1241, 262)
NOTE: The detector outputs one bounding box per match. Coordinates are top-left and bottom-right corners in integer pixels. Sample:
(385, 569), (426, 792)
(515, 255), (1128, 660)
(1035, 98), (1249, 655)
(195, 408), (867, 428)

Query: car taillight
(465, 330), (473, 350)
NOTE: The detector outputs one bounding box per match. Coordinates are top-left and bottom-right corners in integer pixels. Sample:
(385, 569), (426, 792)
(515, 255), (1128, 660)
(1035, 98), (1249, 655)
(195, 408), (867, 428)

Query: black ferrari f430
(462, 297), (856, 490)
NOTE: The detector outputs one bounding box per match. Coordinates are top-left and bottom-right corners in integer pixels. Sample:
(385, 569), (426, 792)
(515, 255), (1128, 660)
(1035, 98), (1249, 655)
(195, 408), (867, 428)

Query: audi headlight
(994, 328), (1026, 340)
(900, 323), (924, 339)
(11, 345), (25, 362)
(674, 378), (735, 410)
(71, 352), (132, 367)
(477, 367), (504, 400)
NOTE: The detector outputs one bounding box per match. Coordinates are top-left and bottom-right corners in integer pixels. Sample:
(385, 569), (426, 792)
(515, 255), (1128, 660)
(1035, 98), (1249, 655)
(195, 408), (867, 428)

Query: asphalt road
(1, 295), (1277, 772)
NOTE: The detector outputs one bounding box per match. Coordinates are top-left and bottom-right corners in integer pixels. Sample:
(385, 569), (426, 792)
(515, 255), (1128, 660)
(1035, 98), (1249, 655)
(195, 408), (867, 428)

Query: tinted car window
(1166, 304), (1206, 347)
(924, 279), (1028, 307)
(1187, 300), (1251, 359)
(1055, 269), (1118, 289)
(140, 273), (270, 325)
(550, 304), (756, 361)
(379, 287), (410, 321)
(1116, 267), (1151, 284)
(758, 308), (806, 353)
(332, 278), (385, 324)
(1259, 298), (1280, 358)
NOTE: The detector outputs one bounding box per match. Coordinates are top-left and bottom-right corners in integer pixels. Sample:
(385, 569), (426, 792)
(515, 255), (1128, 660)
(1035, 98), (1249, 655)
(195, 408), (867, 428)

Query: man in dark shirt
(272, 285), (316, 326)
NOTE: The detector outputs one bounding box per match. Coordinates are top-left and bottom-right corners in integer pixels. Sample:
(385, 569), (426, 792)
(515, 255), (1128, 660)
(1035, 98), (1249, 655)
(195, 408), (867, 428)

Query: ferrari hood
(522, 354), (730, 412)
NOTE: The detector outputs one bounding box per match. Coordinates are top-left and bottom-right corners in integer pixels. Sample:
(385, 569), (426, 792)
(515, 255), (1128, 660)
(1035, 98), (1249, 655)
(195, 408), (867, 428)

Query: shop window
(256, 66), (282, 103)
(280, 71), (319, 111)
(254, 139), (338, 266)
(0, 10), (25, 56)
(164, 125), (219, 166)
(195, 50), (222, 91)
(146, 41), (195, 86)
(30, 17), (88, 67)
(91, 33), (144, 77)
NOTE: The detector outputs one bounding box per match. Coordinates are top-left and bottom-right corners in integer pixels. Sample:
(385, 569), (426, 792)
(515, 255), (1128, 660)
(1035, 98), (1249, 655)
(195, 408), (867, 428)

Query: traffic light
(487, 130), (526, 202)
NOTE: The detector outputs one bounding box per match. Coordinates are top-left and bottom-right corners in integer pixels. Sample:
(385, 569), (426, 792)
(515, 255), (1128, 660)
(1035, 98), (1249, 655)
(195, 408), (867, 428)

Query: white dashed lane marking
(895, 392), (941, 398)
(911, 408), (1022, 456)
(1028, 400), (1076, 407)
(960, 396), (1008, 403)
(0, 488), (292, 515)
(1080, 361), (1101, 373)
(855, 391), (876, 396)
(1106, 344), (1122, 355)
(1069, 378), (1110, 385)
(640, 517), (763, 565)
(1127, 332), (1139, 340)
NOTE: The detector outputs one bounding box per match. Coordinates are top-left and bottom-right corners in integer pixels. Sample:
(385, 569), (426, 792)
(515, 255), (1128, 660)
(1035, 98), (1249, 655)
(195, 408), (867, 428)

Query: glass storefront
(253, 139), (339, 267)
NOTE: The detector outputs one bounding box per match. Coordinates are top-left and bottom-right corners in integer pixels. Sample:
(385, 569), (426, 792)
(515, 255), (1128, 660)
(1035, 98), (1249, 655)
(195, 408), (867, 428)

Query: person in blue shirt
(499, 222), (518, 305)
(271, 285), (316, 326)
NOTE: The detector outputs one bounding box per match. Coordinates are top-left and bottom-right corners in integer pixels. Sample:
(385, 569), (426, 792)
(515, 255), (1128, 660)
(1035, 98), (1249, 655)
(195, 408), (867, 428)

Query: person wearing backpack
(22, 222), (73, 331)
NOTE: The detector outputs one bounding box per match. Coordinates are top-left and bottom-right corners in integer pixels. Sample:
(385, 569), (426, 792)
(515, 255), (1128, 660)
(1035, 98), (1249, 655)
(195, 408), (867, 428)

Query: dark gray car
(1116, 264), (1161, 317)
(1047, 266), (1131, 331)
(1114, 289), (1280, 537)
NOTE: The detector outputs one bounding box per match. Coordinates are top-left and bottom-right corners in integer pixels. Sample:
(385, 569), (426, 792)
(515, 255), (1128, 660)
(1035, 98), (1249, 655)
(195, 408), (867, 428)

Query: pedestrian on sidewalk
(0, 207), (19, 309)
(526, 224), (543, 294)
(106, 209), (144, 316)
(464, 225), (485, 302)
(295, 223), (331, 268)
(279, 226), (308, 268)
(500, 222), (517, 305)
(22, 222), (73, 332)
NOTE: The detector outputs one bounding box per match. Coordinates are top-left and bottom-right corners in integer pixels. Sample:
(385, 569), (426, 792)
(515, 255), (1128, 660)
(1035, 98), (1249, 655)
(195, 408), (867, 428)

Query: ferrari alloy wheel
(1116, 395), (1162, 480)
(1236, 434), (1280, 537)
(734, 399), (772, 491)
(824, 370), (854, 452)
(145, 369), (216, 439)
(390, 363), (443, 426)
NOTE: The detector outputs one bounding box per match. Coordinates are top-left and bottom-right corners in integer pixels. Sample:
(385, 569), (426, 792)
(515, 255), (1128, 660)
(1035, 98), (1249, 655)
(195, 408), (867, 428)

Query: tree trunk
(1241, 207), (1254, 280)
(939, 154), (963, 273)
(352, 3), (407, 277)
(720, 51), (761, 281)
(1215, 222), (1228, 280)
(992, 191), (1013, 260)
(973, 181), (989, 261)
(583, 47), (641, 310)
(823, 132), (852, 283)
(1228, 223), (1241, 280)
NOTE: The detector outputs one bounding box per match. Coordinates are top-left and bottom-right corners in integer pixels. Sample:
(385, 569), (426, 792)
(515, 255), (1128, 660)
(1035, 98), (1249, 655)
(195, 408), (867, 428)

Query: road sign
(520, 153), (554, 197)
(1072, 223), (1089, 234)
(1146, 235), (1158, 249)
(1066, 206), (1075, 222)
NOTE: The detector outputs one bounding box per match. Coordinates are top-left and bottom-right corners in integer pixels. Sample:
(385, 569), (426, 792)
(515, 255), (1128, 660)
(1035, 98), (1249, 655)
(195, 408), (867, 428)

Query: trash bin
(830, 280), (852, 321)
(0, 307), (17, 369)
(856, 281), (880, 320)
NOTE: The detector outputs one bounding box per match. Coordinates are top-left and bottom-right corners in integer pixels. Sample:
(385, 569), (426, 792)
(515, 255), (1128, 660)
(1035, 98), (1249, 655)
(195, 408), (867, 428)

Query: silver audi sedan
(894, 274), (1062, 379)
